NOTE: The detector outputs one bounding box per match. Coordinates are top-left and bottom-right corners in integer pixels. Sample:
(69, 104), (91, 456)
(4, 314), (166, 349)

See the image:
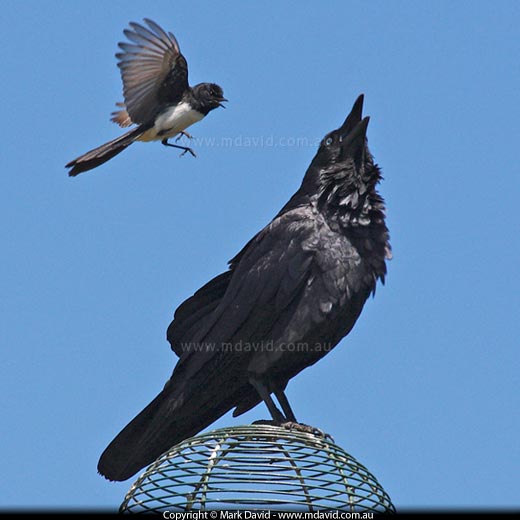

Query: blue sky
(1, 0), (519, 510)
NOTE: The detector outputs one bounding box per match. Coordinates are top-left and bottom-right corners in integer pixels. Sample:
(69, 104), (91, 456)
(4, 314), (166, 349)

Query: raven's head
(287, 94), (389, 262)
(311, 94), (370, 172)
(301, 95), (384, 211)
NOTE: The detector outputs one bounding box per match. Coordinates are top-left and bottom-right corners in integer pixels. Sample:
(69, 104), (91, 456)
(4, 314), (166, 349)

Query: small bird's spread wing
(116, 18), (189, 124)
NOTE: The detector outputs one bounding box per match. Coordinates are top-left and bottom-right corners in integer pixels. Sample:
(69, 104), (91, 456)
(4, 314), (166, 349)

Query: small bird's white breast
(138, 102), (205, 142)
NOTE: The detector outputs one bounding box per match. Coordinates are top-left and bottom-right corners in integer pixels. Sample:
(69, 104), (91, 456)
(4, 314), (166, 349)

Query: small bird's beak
(218, 97), (228, 108)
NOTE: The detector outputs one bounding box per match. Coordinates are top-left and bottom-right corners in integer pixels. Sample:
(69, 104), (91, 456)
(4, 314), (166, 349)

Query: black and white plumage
(98, 95), (391, 481)
(66, 19), (226, 176)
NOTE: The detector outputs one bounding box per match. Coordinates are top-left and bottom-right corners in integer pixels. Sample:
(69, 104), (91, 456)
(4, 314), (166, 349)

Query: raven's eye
(325, 137), (333, 146)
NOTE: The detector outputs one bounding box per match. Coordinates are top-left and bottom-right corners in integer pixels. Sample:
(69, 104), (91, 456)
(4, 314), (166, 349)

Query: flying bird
(98, 95), (391, 481)
(66, 19), (226, 177)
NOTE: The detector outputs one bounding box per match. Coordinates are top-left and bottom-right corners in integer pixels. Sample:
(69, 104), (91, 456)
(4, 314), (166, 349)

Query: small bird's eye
(325, 137), (333, 146)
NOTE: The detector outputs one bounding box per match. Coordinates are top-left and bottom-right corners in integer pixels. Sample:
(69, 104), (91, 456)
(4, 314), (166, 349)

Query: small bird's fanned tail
(66, 125), (147, 176)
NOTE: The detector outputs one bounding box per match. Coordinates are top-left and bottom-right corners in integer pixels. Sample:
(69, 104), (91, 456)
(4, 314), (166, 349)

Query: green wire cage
(120, 424), (395, 513)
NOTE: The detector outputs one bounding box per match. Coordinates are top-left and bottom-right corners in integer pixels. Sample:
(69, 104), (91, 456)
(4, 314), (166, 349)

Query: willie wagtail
(66, 19), (227, 176)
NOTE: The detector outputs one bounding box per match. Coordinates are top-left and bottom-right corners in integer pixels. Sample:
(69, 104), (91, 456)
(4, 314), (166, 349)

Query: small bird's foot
(179, 146), (196, 158)
(175, 131), (193, 142)
(161, 138), (197, 157)
(252, 419), (333, 441)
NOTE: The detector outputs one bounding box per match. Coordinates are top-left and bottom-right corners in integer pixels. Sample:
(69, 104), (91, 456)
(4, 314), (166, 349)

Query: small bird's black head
(191, 83), (227, 114)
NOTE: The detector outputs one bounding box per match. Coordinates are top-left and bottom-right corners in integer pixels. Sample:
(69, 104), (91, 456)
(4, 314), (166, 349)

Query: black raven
(98, 94), (391, 481)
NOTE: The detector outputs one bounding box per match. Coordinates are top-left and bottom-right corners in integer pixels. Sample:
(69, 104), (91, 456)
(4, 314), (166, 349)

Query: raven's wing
(116, 19), (188, 124)
(165, 218), (312, 359)
(173, 215), (314, 358)
(169, 206), (362, 396)
(167, 271), (232, 357)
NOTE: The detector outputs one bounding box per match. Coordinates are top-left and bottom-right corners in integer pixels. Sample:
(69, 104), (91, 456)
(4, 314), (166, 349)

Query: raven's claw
(252, 419), (334, 441)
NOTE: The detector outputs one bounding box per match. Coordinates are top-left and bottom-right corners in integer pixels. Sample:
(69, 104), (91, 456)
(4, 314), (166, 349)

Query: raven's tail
(66, 125), (148, 176)
(97, 373), (237, 482)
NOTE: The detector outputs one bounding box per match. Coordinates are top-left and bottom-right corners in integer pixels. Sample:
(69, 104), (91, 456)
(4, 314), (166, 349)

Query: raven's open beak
(342, 116), (369, 144)
(339, 115), (369, 165)
(218, 97), (228, 109)
(338, 94), (368, 161)
(339, 94), (364, 139)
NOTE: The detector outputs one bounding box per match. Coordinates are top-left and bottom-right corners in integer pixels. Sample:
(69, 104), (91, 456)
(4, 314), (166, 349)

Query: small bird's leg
(274, 389), (298, 423)
(249, 378), (286, 423)
(161, 138), (196, 157)
(175, 131), (193, 142)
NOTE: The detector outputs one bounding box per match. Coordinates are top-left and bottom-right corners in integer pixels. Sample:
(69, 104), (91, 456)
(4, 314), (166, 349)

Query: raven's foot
(281, 421), (334, 441)
(252, 419), (333, 441)
(175, 131), (193, 142)
(252, 419), (279, 426)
